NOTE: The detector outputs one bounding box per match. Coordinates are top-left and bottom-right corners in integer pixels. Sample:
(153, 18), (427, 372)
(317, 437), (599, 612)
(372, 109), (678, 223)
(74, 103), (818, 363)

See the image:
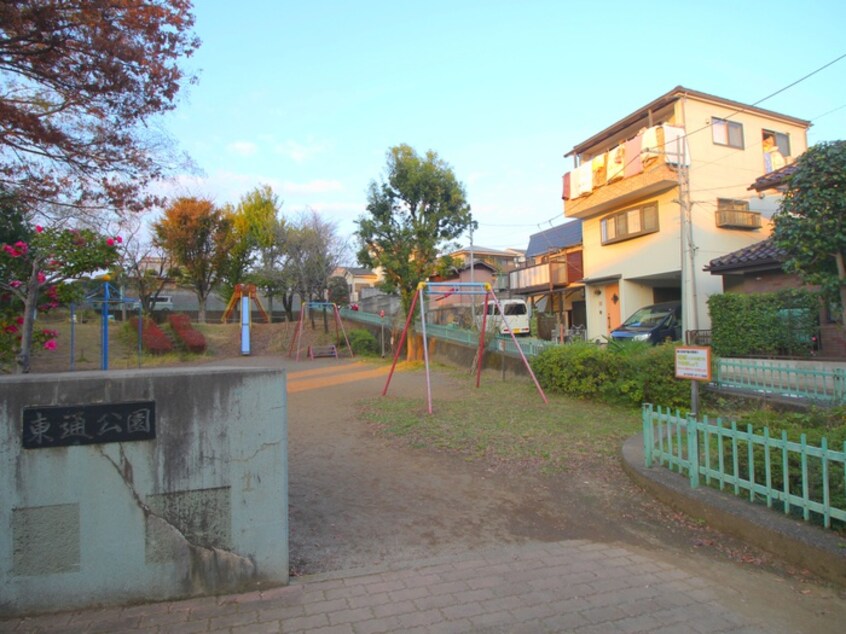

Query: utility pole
(469, 225), (476, 326)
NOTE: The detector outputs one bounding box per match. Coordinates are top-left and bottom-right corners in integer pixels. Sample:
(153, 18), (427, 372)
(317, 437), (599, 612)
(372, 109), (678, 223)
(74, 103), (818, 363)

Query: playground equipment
(288, 302), (354, 361)
(382, 282), (548, 414)
(72, 278), (142, 371)
(221, 283), (270, 324)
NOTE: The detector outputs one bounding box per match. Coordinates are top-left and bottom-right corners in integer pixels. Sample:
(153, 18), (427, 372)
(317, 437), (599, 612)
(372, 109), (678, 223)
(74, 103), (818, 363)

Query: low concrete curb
(621, 434), (846, 587)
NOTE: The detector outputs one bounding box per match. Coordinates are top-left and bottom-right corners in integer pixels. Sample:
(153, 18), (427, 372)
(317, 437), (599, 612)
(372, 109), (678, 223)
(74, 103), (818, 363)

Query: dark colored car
(610, 301), (682, 344)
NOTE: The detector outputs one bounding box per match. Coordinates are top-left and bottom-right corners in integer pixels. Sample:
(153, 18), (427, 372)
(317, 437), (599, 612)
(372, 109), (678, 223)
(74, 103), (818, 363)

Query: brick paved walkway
(2, 540), (781, 634)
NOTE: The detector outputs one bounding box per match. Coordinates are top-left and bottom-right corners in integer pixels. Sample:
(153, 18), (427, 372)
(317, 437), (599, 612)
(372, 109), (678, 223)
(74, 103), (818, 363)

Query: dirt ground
(26, 322), (846, 630)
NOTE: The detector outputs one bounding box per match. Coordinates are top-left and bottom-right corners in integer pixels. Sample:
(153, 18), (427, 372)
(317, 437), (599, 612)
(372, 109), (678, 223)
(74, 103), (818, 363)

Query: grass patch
(361, 368), (641, 475)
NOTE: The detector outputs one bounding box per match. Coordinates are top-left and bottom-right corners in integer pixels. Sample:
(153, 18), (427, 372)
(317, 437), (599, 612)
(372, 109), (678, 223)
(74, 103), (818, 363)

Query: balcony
(564, 160), (677, 220)
(510, 260), (571, 293)
(715, 209), (762, 230)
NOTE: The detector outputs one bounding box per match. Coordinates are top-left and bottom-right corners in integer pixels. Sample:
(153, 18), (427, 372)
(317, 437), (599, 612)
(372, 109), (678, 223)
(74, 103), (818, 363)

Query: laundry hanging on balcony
(662, 124), (690, 166)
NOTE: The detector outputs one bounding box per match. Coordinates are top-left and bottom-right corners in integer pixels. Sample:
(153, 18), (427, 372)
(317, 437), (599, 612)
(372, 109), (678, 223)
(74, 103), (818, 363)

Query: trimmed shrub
(129, 316), (173, 355)
(168, 313), (206, 354)
(532, 341), (689, 408)
(347, 328), (378, 356)
(708, 289), (820, 357)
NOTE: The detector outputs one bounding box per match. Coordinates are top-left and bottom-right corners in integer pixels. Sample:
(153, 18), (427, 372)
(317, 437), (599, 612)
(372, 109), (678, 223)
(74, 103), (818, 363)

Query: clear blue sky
(160, 0), (846, 259)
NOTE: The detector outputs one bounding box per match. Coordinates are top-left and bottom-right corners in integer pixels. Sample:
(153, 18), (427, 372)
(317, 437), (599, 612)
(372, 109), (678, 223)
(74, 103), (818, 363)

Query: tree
(282, 210), (345, 318)
(119, 216), (173, 316)
(218, 185), (284, 309)
(327, 275), (350, 306)
(0, 210), (120, 373)
(153, 197), (232, 323)
(772, 141), (846, 326)
(355, 144), (475, 313)
(0, 1), (200, 214)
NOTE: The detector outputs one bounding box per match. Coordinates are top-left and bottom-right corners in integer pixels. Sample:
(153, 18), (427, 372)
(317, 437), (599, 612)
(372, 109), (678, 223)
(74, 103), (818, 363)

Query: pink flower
(35, 225), (43, 233)
(4, 325), (17, 334)
(13, 241), (28, 254)
(115, 236), (123, 244)
(15, 316), (23, 325)
(106, 238), (115, 246)
(37, 271), (46, 284)
(10, 280), (22, 288)
(3, 244), (19, 257)
(43, 339), (57, 351)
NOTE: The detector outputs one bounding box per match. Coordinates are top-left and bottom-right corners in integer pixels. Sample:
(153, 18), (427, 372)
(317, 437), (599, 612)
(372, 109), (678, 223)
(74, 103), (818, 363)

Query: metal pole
(69, 303), (75, 371)
(101, 282), (110, 370)
(382, 287), (420, 396)
(418, 284), (433, 414)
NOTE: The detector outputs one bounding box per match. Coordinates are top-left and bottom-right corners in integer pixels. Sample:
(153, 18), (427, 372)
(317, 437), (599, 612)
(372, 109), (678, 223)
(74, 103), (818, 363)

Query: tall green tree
(153, 197), (232, 323)
(772, 141), (846, 326)
(355, 144), (475, 313)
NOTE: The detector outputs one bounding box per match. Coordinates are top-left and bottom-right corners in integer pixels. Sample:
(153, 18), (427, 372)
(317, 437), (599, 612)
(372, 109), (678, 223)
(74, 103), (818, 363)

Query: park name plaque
(22, 401), (156, 449)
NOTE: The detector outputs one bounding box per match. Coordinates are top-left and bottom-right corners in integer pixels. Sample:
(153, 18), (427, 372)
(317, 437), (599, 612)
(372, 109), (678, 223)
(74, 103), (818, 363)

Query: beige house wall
(568, 90), (808, 340)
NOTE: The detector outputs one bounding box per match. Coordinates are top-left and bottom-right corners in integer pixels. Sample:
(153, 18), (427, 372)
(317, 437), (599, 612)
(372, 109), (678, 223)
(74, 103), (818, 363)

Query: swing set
(382, 281), (548, 414)
(288, 301), (354, 361)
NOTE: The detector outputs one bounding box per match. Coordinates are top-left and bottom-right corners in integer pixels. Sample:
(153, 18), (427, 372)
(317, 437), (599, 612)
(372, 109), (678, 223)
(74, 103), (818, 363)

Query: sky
(159, 0), (846, 261)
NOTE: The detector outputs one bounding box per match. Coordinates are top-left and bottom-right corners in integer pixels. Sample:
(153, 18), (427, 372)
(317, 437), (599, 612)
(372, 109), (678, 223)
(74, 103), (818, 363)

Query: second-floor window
(601, 203), (659, 245)
(712, 117), (744, 149)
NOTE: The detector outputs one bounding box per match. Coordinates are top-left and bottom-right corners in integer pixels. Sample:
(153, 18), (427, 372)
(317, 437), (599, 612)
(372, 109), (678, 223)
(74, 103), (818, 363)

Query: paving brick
(306, 623), (355, 634)
(350, 615), (403, 634)
(441, 601), (487, 620)
(387, 585), (430, 603)
(281, 612), (330, 631)
(397, 607), (445, 628)
(413, 593), (458, 611)
(345, 592), (392, 610)
(328, 607), (375, 626)
(371, 600), (416, 618)
(325, 584), (367, 600)
(256, 604), (306, 622)
(541, 610), (591, 631)
(302, 598), (350, 617)
(157, 620), (212, 634)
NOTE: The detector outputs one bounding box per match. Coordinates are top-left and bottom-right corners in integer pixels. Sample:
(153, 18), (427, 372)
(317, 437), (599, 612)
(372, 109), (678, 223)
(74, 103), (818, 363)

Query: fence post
(687, 414), (700, 489)
(643, 404), (653, 468)
(834, 368), (846, 405)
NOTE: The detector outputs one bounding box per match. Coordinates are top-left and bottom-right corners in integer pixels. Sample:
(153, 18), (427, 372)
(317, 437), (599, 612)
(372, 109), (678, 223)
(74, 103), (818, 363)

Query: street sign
(675, 346), (712, 381)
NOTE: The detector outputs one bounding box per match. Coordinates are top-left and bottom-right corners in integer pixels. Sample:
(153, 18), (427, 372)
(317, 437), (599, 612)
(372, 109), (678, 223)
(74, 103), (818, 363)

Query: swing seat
(308, 345), (338, 359)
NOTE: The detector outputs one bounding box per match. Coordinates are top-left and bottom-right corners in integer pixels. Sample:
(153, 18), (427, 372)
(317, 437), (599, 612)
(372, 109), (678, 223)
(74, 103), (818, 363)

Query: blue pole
(240, 296), (251, 355)
(101, 282), (110, 370)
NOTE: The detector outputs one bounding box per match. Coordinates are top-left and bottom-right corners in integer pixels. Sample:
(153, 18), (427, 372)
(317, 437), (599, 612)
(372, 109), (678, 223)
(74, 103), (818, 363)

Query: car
(151, 295), (174, 312)
(610, 301), (681, 344)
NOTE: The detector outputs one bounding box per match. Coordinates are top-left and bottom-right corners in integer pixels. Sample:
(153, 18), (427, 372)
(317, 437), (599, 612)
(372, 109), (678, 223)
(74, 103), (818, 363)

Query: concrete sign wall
(0, 366), (288, 616)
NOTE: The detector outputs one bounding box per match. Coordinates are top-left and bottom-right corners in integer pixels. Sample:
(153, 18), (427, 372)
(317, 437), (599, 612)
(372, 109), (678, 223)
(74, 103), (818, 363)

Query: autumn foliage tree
(153, 197), (232, 323)
(0, 0), (200, 214)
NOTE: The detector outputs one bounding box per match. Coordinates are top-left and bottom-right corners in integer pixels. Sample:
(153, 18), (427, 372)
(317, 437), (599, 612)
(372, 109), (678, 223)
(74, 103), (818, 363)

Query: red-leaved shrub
(129, 316), (173, 355)
(168, 313), (206, 354)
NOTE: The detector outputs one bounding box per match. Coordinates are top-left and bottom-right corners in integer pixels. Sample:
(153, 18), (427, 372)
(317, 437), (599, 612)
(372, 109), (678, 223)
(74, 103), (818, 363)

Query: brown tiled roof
(748, 162), (799, 192)
(705, 237), (786, 274)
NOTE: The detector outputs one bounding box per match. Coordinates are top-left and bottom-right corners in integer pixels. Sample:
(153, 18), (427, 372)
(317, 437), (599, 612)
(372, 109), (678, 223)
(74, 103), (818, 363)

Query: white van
(476, 299), (531, 336)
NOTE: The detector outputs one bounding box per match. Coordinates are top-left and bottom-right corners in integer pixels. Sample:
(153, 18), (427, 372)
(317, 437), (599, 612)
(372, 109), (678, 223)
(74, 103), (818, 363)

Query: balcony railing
(509, 261), (569, 291)
(715, 209), (762, 230)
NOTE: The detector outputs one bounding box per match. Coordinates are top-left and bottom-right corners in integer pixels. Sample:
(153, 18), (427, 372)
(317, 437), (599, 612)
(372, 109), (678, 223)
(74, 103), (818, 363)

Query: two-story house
(562, 86), (810, 341)
(448, 245), (524, 293)
(509, 221), (585, 333)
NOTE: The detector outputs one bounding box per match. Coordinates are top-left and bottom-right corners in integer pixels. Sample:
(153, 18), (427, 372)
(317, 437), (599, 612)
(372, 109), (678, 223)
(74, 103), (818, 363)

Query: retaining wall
(0, 366), (288, 616)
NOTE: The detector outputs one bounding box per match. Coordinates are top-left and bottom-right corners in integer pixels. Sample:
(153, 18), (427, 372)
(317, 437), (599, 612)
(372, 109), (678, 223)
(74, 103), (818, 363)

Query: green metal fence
(715, 358), (846, 404)
(643, 404), (846, 529)
(339, 308), (558, 357)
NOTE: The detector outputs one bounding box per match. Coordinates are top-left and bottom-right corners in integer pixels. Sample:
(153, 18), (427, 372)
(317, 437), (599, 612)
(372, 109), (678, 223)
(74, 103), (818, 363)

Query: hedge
(168, 313), (207, 354)
(129, 316), (173, 355)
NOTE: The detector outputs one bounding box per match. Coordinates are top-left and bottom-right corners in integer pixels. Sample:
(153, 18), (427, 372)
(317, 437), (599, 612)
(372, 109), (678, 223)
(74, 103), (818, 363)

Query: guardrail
(715, 358), (846, 404)
(643, 404), (846, 529)
(339, 308), (558, 358)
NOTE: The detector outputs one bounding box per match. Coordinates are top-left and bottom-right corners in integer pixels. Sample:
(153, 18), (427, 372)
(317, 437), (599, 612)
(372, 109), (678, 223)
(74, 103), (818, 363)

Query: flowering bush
(1, 224), (121, 372)
(168, 313), (206, 354)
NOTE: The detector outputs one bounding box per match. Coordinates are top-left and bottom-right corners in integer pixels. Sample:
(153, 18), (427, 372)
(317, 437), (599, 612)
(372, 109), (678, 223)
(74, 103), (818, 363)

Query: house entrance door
(604, 283), (621, 335)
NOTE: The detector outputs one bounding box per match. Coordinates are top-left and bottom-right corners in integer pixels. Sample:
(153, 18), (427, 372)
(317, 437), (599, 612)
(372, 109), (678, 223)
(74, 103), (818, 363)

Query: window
(712, 117), (744, 149)
(600, 203), (659, 245)
(763, 130), (790, 156)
